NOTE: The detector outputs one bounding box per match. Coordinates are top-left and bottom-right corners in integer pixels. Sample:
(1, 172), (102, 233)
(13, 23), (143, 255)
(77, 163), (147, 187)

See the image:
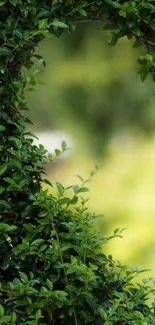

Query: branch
(74, 19), (155, 48)
(74, 17), (113, 25)
(5, 296), (18, 304)
(139, 37), (155, 47)
(13, 309), (26, 315)
(0, 42), (6, 48)
(74, 19), (155, 49)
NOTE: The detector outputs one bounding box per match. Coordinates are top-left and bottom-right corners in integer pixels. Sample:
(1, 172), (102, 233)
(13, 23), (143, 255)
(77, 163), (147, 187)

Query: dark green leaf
(0, 125), (6, 131)
(0, 164), (7, 176)
(0, 0), (7, 6)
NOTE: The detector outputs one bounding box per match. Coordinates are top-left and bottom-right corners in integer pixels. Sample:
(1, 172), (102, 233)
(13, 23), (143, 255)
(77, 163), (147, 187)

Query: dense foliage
(1, 0), (155, 324)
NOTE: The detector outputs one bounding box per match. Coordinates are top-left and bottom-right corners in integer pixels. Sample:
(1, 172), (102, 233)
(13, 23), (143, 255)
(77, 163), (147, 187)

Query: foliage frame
(0, 1), (155, 324)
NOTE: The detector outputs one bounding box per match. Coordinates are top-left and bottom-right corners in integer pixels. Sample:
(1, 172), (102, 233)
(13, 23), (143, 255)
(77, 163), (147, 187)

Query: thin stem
(0, 42), (6, 48)
(74, 17), (113, 24)
(139, 37), (155, 47)
(13, 309), (26, 315)
(74, 311), (78, 325)
(83, 233), (87, 265)
(5, 297), (18, 304)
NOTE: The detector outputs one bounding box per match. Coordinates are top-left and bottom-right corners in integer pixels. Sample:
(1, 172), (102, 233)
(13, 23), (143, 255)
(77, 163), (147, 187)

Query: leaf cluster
(1, 173), (155, 324)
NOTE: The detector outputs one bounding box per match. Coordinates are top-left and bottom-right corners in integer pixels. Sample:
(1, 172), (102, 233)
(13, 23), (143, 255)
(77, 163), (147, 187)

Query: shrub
(1, 0), (155, 324)
(1, 169), (155, 324)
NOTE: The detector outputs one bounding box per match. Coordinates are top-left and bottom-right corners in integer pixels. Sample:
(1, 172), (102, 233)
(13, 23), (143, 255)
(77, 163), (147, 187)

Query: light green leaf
(19, 272), (28, 282)
(51, 20), (68, 29)
(0, 304), (4, 317)
(39, 18), (48, 29)
(72, 185), (80, 193)
(78, 187), (89, 193)
(31, 238), (45, 246)
(0, 125), (6, 131)
(61, 141), (67, 151)
(10, 311), (17, 323)
(6, 225), (17, 232)
(46, 279), (53, 291)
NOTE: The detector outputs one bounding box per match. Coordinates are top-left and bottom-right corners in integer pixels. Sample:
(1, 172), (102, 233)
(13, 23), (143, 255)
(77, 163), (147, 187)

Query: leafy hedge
(0, 1), (155, 324)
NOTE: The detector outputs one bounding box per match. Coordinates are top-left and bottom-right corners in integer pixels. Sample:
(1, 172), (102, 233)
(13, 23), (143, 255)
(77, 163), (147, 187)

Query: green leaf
(78, 187), (89, 193)
(39, 18), (48, 29)
(38, 244), (48, 253)
(0, 304), (4, 317)
(76, 174), (84, 182)
(108, 33), (118, 46)
(46, 279), (53, 291)
(0, 164), (7, 176)
(0, 47), (12, 56)
(55, 148), (61, 156)
(9, 0), (18, 5)
(0, 0), (7, 6)
(15, 298), (30, 306)
(56, 182), (64, 195)
(0, 125), (6, 131)
(150, 22), (155, 31)
(0, 200), (11, 209)
(61, 140), (67, 151)
(6, 225), (17, 232)
(72, 185), (80, 193)
(142, 3), (155, 11)
(37, 10), (50, 18)
(70, 196), (78, 204)
(3, 177), (15, 184)
(9, 136), (22, 149)
(35, 309), (43, 320)
(0, 186), (5, 194)
(14, 29), (23, 39)
(60, 245), (72, 252)
(138, 66), (148, 82)
(10, 311), (17, 323)
(43, 179), (53, 187)
(51, 20), (69, 29)
(99, 308), (107, 320)
(145, 54), (153, 62)
(18, 179), (28, 189)
(19, 271), (28, 282)
(31, 238), (45, 246)
(38, 210), (48, 217)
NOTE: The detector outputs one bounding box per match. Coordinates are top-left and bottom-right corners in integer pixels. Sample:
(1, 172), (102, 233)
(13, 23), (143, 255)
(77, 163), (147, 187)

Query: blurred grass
(48, 132), (155, 278)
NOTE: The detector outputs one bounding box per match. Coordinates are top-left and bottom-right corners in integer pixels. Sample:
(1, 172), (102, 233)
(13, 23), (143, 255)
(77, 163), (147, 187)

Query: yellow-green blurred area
(26, 24), (155, 277)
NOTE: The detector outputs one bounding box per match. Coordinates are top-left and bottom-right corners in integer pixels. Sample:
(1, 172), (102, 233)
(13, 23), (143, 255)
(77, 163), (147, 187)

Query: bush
(1, 0), (155, 324)
(1, 164), (155, 324)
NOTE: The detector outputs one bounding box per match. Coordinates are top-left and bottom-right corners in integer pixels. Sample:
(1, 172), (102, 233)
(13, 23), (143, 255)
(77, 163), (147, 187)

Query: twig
(13, 309), (26, 315)
(74, 17), (113, 25)
(139, 37), (155, 47)
(5, 296), (18, 304)
(0, 42), (6, 48)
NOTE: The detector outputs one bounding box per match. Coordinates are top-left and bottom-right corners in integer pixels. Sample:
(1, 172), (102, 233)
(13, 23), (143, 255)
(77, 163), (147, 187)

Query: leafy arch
(1, 1), (155, 325)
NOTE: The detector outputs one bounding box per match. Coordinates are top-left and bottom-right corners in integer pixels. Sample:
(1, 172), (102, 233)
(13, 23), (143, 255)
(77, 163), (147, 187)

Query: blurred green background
(26, 24), (155, 277)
